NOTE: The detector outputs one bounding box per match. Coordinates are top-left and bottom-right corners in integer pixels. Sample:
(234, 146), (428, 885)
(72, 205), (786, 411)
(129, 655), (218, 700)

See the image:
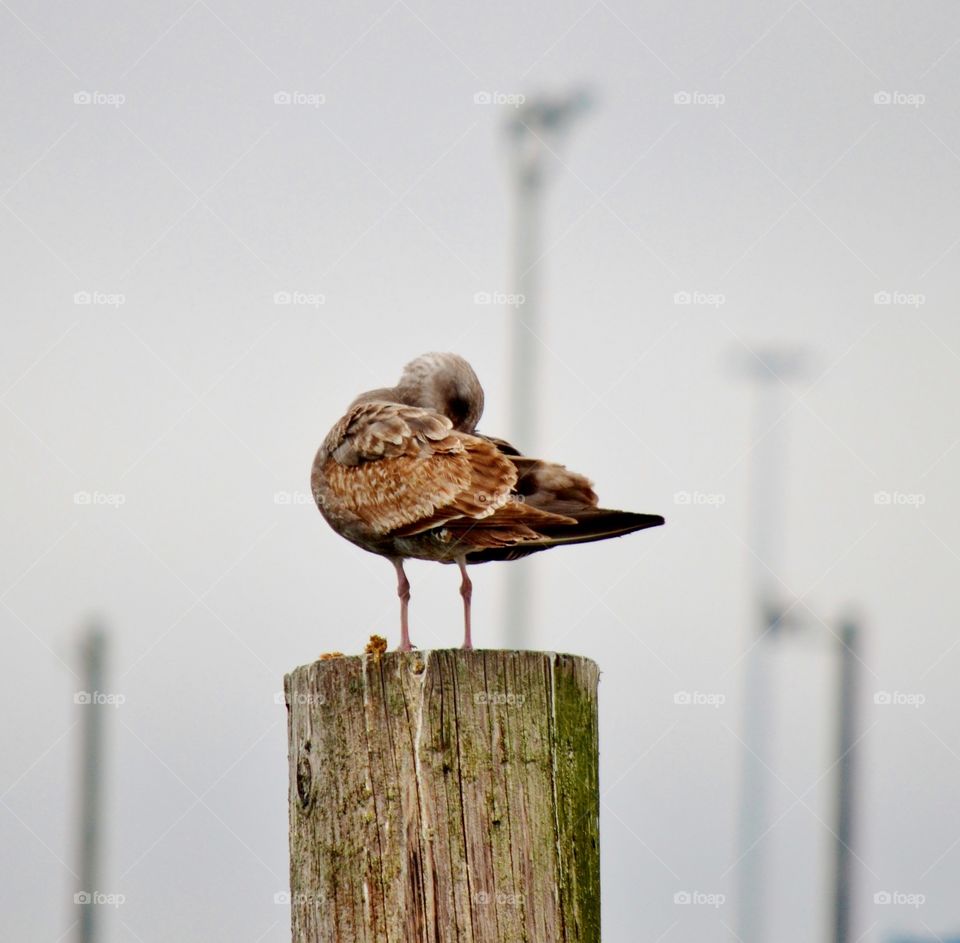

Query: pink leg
(457, 557), (473, 650)
(393, 559), (413, 651)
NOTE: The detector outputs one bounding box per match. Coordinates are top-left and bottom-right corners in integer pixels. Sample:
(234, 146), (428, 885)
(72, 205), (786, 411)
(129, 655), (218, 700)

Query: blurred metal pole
(77, 626), (107, 943)
(832, 619), (860, 943)
(736, 625), (775, 943)
(508, 127), (542, 470)
(503, 90), (591, 648)
(735, 349), (805, 943)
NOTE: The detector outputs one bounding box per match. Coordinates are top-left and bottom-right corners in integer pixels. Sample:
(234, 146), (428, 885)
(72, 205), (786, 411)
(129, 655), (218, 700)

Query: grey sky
(3, 1), (960, 941)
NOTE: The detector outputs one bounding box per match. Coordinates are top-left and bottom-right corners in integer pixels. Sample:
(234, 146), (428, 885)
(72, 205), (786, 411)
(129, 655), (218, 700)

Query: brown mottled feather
(437, 498), (576, 550)
(315, 401), (518, 539)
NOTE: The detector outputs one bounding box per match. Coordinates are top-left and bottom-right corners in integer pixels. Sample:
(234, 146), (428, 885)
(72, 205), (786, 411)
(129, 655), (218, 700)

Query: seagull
(311, 352), (664, 651)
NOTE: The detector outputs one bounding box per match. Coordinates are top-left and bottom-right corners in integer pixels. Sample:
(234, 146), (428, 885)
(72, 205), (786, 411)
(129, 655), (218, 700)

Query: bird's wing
(319, 402), (528, 537)
(465, 432), (664, 561)
(477, 434), (598, 509)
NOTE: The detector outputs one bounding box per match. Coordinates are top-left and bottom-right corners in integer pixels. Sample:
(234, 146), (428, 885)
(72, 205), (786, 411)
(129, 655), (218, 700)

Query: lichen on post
(284, 649), (601, 943)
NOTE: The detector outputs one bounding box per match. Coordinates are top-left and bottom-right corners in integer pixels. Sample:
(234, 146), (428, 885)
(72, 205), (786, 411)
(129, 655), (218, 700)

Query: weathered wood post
(284, 649), (600, 943)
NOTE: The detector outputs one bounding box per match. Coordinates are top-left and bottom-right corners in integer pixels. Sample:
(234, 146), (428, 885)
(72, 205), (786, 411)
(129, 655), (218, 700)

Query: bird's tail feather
(465, 508), (664, 562)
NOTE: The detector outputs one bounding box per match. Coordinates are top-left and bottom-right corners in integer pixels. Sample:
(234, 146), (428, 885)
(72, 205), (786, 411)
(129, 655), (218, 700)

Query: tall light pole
(734, 348), (806, 943)
(831, 616), (860, 943)
(502, 89), (592, 649)
(76, 625), (108, 943)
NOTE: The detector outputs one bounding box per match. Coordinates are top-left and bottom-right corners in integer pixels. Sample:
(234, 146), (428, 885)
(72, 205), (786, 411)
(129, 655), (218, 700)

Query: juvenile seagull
(311, 353), (663, 651)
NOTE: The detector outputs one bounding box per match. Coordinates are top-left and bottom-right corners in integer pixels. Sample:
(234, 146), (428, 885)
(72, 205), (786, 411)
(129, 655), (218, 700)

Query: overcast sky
(3, 1), (960, 941)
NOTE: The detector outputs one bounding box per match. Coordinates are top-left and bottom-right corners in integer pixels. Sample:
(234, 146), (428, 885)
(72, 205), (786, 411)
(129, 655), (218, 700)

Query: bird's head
(397, 352), (485, 432)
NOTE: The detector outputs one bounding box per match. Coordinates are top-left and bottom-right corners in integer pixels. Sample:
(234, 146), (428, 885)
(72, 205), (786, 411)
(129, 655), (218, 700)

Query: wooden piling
(284, 649), (600, 943)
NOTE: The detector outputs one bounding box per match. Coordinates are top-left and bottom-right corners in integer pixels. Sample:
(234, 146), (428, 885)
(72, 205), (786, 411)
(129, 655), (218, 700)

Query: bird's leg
(393, 558), (413, 651)
(456, 556), (473, 650)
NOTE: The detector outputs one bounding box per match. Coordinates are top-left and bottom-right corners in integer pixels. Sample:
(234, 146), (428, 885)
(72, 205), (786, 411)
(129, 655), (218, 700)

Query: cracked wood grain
(285, 650), (600, 943)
